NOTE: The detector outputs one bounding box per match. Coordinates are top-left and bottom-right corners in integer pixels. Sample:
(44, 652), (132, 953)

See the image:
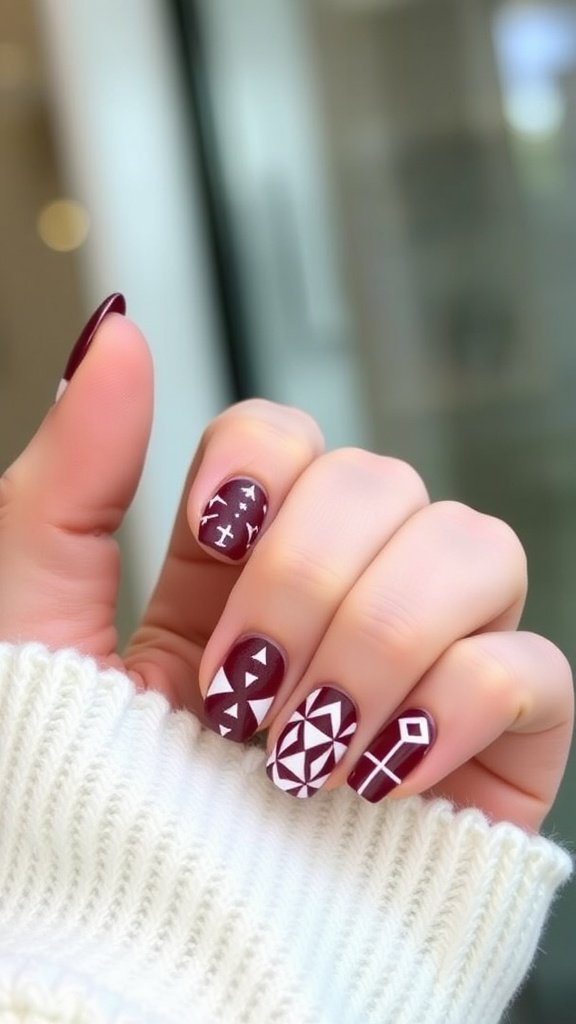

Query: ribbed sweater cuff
(0, 644), (571, 1024)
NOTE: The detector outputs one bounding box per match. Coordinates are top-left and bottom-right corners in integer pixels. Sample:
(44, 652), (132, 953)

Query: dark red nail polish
(267, 686), (358, 798)
(56, 293), (126, 400)
(347, 708), (435, 802)
(199, 478), (268, 561)
(204, 636), (285, 742)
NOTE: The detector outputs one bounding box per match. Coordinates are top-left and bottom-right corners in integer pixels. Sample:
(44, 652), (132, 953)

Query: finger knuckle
(482, 517), (528, 595)
(263, 543), (343, 599)
(381, 456), (429, 505)
(430, 500), (484, 533)
(471, 647), (522, 713)
(350, 588), (419, 657)
(482, 514), (525, 561)
(319, 449), (429, 505)
(433, 501), (528, 578)
(524, 633), (575, 695)
(279, 404), (325, 452)
(222, 400), (324, 457)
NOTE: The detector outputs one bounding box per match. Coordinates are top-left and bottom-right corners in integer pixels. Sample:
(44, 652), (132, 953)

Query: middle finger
(199, 449), (428, 740)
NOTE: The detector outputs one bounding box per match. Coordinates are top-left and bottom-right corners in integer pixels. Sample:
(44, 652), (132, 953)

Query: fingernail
(266, 686), (358, 798)
(55, 292), (126, 401)
(199, 477), (268, 561)
(204, 636), (285, 742)
(347, 708), (435, 802)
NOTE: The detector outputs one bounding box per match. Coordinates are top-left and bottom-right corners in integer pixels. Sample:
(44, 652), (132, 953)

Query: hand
(0, 300), (572, 832)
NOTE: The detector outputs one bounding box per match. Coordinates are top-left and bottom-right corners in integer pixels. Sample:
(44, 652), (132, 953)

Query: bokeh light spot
(37, 199), (90, 252)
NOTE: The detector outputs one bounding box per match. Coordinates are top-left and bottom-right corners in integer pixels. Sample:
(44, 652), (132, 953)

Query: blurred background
(0, 0), (575, 1017)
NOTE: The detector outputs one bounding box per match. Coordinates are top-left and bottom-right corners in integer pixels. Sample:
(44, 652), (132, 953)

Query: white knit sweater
(0, 644), (570, 1024)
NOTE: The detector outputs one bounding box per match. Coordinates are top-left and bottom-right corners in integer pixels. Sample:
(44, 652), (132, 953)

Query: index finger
(125, 399), (324, 707)
(188, 399), (325, 562)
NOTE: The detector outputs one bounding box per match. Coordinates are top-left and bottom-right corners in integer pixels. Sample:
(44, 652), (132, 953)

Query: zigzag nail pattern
(199, 478), (268, 561)
(204, 637), (285, 742)
(266, 687), (358, 798)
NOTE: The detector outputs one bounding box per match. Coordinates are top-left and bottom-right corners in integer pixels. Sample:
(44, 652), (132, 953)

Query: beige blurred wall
(0, 0), (84, 469)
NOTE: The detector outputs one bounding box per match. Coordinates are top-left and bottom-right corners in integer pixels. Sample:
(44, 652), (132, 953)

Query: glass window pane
(190, 1), (576, 1017)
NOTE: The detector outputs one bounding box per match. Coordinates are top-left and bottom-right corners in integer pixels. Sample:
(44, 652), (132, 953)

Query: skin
(0, 315), (572, 832)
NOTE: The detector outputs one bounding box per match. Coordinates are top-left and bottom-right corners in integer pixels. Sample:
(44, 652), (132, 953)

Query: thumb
(0, 294), (154, 656)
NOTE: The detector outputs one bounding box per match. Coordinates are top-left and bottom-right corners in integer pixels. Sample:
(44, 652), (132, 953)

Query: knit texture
(0, 644), (571, 1023)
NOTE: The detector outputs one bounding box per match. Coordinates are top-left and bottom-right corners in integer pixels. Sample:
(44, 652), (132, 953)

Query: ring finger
(265, 501), (527, 797)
